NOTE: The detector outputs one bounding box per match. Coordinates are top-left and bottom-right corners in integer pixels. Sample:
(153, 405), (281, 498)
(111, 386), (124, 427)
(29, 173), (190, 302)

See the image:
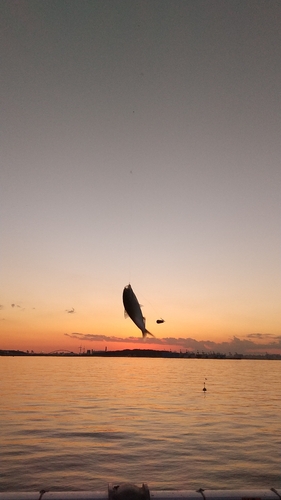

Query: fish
(122, 284), (154, 338)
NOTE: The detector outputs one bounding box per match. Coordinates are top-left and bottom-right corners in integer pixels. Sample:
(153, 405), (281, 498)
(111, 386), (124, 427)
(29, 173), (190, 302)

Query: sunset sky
(1, 1), (281, 355)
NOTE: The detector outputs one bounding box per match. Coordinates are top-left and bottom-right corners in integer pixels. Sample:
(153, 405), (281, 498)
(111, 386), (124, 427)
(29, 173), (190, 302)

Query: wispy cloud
(11, 303), (24, 310)
(64, 333), (281, 354)
(65, 333), (128, 342)
(65, 308), (75, 314)
(246, 332), (281, 340)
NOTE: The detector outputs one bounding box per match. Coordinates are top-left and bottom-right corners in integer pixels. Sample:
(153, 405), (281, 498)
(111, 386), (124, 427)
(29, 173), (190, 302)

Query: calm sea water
(0, 357), (280, 492)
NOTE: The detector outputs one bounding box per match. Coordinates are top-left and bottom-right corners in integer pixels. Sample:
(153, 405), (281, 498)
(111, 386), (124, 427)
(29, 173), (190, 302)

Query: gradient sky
(1, 0), (281, 354)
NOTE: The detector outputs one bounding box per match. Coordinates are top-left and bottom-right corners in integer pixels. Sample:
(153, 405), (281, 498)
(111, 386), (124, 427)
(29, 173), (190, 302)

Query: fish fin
(142, 329), (154, 338)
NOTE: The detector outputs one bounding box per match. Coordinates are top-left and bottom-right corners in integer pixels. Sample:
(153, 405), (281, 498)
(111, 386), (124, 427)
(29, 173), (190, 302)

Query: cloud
(65, 333), (131, 342)
(246, 332), (280, 340)
(65, 308), (75, 314)
(64, 333), (281, 354)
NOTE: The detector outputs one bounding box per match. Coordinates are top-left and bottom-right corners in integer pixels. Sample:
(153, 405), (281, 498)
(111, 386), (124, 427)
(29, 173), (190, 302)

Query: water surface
(0, 357), (280, 491)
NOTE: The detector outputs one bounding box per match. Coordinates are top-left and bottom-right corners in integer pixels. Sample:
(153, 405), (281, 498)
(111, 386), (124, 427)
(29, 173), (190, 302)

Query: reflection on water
(0, 357), (280, 491)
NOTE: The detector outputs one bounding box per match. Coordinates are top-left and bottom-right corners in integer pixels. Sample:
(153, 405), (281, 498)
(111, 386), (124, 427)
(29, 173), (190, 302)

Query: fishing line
(137, 289), (165, 325)
(124, 167), (165, 324)
(123, 167), (137, 286)
(127, 169), (134, 285)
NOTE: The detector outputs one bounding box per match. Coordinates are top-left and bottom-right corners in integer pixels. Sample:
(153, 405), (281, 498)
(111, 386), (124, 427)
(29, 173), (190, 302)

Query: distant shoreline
(0, 349), (280, 360)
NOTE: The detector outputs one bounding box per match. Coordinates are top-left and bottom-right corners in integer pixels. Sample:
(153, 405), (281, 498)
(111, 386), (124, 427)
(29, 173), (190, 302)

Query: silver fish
(122, 284), (154, 338)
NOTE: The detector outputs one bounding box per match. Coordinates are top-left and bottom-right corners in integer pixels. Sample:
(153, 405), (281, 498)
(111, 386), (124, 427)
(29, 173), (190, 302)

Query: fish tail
(142, 329), (154, 338)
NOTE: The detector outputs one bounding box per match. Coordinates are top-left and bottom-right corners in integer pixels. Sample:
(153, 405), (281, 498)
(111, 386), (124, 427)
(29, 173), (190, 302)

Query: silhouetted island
(0, 349), (280, 360)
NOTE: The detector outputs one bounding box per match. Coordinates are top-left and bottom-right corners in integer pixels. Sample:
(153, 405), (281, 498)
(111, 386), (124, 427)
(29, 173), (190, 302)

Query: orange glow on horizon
(1, 304), (281, 355)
